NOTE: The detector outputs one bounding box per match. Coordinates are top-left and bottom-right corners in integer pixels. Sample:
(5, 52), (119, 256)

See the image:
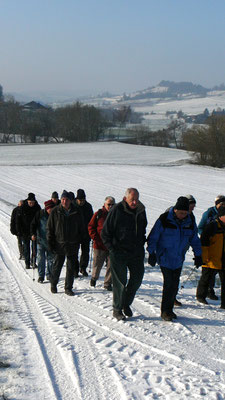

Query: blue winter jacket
(147, 208), (201, 270)
(198, 206), (218, 235)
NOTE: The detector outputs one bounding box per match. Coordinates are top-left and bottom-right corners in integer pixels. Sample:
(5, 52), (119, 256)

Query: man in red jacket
(88, 196), (115, 290)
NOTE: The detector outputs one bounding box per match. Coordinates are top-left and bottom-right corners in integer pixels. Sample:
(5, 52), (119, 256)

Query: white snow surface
(0, 142), (225, 400)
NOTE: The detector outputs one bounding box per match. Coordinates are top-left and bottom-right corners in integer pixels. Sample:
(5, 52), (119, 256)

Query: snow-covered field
(1, 142), (225, 400)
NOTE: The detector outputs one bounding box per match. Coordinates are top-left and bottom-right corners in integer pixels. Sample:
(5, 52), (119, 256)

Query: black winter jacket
(10, 206), (21, 235)
(75, 200), (94, 241)
(16, 200), (41, 238)
(101, 200), (147, 254)
(46, 203), (86, 255)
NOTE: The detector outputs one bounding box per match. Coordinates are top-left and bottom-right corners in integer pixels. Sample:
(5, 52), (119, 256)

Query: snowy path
(1, 143), (225, 399)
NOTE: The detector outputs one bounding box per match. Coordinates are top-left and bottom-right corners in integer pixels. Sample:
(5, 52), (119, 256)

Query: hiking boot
(220, 304), (225, 309)
(161, 312), (173, 321)
(123, 305), (133, 317)
(25, 263), (30, 269)
(80, 269), (88, 277)
(197, 297), (208, 304)
(65, 289), (75, 296)
(74, 272), (80, 278)
(90, 279), (96, 287)
(174, 299), (182, 307)
(38, 277), (44, 283)
(171, 311), (177, 319)
(113, 310), (126, 321)
(207, 290), (218, 301)
(104, 285), (112, 291)
(51, 285), (57, 294)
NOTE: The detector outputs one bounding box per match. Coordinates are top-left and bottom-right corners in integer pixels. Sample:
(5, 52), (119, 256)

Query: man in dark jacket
(16, 193), (41, 269)
(101, 188), (147, 321)
(75, 189), (93, 277)
(88, 196), (115, 290)
(31, 200), (55, 283)
(147, 196), (202, 322)
(198, 194), (225, 300)
(47, 190), (86, 296)
(10, 200), (24, 259)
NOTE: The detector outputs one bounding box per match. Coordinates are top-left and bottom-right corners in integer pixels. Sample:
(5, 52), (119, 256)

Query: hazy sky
(1, 0), (225, 96)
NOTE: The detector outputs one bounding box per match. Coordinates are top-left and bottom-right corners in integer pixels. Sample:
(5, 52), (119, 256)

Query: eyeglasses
(106, 203), (114, 206)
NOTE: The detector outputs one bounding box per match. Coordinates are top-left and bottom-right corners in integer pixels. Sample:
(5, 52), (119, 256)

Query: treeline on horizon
(0, 84), (225, 168)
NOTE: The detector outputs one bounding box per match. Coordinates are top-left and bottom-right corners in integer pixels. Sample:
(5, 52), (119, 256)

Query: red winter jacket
(88, 206), (108, 250)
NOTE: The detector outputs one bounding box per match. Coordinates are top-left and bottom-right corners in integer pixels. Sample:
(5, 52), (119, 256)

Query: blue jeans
(37, 243), (54, 278)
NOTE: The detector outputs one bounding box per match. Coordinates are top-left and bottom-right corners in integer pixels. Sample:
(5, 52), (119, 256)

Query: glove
(194, 255), (203, 268)
(148, 253), (157, 267)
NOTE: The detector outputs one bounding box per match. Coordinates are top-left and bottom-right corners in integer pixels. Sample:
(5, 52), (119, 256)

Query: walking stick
(88, 241), (93, 273)
(180, 267), (198, 289)
(31, 239), (36, 281)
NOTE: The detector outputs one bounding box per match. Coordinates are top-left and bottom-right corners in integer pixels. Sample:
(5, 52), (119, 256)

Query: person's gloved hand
(148, 252), (157, 267)
(194, 255), (203, 268)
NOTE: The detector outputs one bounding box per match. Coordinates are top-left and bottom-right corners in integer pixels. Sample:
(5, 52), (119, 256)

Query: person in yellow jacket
(196, 206), (225, 308)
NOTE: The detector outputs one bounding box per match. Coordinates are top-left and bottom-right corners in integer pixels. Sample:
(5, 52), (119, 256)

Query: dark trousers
(51, 248), (79, 291)
(160, 266), (182, 314)
(22, 238), (37, 266)
(79, 240), (90, 272)
(17, 236), (23, 257)
(197, 267), (225, 306)
(109, 249), (145, 311)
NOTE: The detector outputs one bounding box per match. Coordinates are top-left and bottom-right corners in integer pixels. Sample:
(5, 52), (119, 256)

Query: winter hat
(27, 192), (36, 201)
(218, 206), (225, 217)
(51, 191), (59, 199)
(68, 191), (75, 201)
(185, 194), (196, 204)
(44, 200), (55, 211)
(215, 195), (225, 206)
(174, 196), (190, 211)
(61, 190), (73, 201)
(76, 189), (86, 200)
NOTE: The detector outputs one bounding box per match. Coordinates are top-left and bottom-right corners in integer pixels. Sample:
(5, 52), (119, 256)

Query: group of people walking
(10, 188), (225, 321)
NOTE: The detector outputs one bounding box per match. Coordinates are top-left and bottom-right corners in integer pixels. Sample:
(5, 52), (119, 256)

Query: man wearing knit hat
(30, 200), (55, 282)
(147, 196), (202, 321)
(16, 193), (41, 269)
(198, 195), (225, 300)
(196, 205), (225, 308)
(47, 190), (86, 295)
(51, 191), (60, 206)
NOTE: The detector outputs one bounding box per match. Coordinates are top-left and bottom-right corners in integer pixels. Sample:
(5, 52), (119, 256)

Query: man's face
(104, 199), (115, 212)
(219, 216), (225, 223)
(76, 199), (85, 206)
(124, 191), (139, 210)
(27, 200), (35, 207)
(61, 197), (71, 210)
(174, 209), (188, 220)
(216, 202), (225, 209)
(51, 198), (58, 204)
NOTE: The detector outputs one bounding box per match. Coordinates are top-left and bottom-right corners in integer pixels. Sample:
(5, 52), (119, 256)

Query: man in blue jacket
(147, 196), (202, 321)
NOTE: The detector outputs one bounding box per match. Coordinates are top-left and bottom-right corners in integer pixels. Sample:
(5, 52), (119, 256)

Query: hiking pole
(31, 239), (36, 281)
(181, 267), (198, 289)
(88, 241), (93, 273)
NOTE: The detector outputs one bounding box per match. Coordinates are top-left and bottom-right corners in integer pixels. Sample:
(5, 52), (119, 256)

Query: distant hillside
(122, 80), (209, 101)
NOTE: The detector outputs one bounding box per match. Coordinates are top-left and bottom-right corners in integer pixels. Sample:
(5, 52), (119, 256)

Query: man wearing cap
(196, 205), (225, 308)
(147, 196), (202, 321)
(198, 195), (225, 300)
(88, 196), (115, 290)
(75, 189), (93, 277)
(51, 191), (60, 206)
(47, 190), (86, 296)
(30, 200), (55, 282)
(16, 193), (41, 269)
